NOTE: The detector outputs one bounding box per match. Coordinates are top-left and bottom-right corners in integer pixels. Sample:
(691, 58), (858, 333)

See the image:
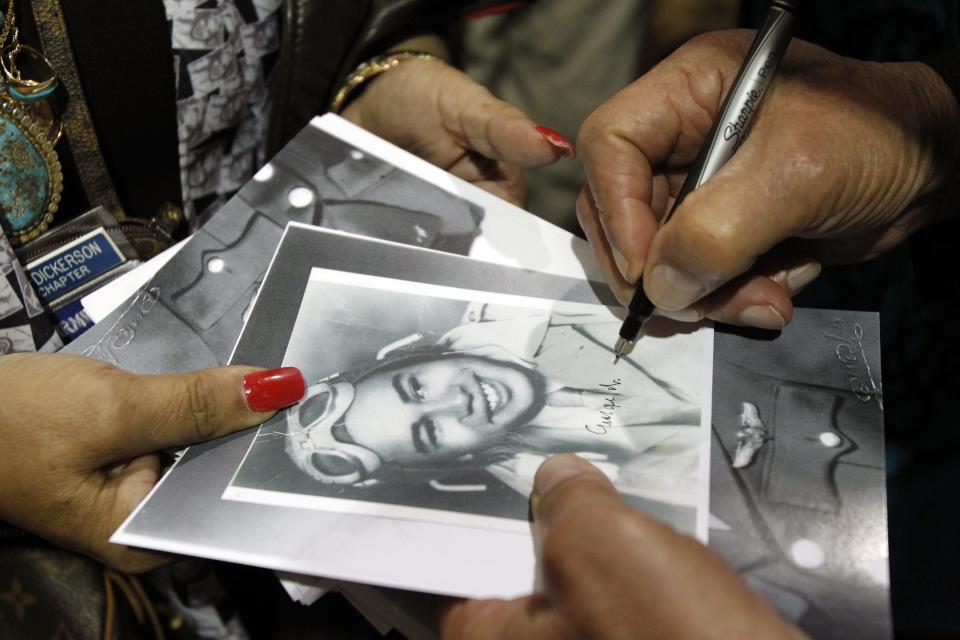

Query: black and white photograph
(273, 309), (893, 638)
(68, 115), (499, 373)
(111, 223), (712, 598)
(225, 265), (709, 535)
(709, 310), (890, 639)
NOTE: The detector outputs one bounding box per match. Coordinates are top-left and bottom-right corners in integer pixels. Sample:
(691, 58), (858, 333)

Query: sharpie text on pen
(586, 378), (623, 435)
(723, 88), (761, 144)
(723, 52), (777, 144)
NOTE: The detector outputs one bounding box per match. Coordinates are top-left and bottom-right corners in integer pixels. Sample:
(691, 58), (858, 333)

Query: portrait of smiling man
(230, 293), (709, 535)
(339, 351), (548, 465)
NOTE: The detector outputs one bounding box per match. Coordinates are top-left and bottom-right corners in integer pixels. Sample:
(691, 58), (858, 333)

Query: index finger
(577, 93), (670, 282)
(576, 40), (736, 283)
(438, 65), (572, 168)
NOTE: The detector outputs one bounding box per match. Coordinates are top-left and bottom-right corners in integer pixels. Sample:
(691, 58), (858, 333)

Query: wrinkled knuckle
(476, 94), (506, 119)
(577, 104), (619, 151)
(183, 375), (223, 441)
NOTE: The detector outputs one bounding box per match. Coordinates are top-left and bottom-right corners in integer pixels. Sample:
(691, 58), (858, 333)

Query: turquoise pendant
(0, 98), (61, 245)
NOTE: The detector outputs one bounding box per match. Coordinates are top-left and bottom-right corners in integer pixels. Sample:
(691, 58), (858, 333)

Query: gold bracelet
(329, 50), (442, 114)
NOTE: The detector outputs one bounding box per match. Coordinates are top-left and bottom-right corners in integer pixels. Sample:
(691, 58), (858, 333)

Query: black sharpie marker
(614, 0), (802, 363)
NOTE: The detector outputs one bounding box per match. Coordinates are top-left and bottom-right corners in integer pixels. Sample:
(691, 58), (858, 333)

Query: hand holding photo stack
(69, 115), (889, 639)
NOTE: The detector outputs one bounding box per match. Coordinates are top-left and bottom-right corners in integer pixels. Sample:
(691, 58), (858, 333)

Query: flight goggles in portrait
(283, 333), (432, 485)
(284, 380), (382, 485)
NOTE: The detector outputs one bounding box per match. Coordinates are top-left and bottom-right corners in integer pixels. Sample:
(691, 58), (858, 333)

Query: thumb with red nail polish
(132, 364), (306, 451)
(108, 364), (305, 453)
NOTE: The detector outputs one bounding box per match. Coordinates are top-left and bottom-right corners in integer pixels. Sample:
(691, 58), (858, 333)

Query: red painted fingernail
(243, 367), (306, 412)
(535, 125), (575, 159)
(464, 1), (528, 20)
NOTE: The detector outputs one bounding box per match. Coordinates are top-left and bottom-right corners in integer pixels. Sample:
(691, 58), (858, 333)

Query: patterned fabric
(0, 233), (61, 354)
(164, 0), (281, 226)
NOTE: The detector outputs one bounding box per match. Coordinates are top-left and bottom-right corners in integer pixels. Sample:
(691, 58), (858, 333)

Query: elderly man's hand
(441, 454), (806, 640)
(576, 30), (960, 328)
(342, 52), (574, 208)
(0, 353), (304, 573)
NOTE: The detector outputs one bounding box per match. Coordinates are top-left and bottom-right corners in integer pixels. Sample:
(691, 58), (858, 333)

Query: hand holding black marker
(614, 0), (801, 362)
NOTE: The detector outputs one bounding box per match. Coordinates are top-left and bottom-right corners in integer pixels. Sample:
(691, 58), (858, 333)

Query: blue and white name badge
(52, 298), (95, 340)
(26, 227), (126, 303)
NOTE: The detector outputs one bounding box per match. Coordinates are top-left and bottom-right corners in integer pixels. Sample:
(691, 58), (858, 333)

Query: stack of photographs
(66, 114), (889, 638)
(112, 222), (714, 598)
